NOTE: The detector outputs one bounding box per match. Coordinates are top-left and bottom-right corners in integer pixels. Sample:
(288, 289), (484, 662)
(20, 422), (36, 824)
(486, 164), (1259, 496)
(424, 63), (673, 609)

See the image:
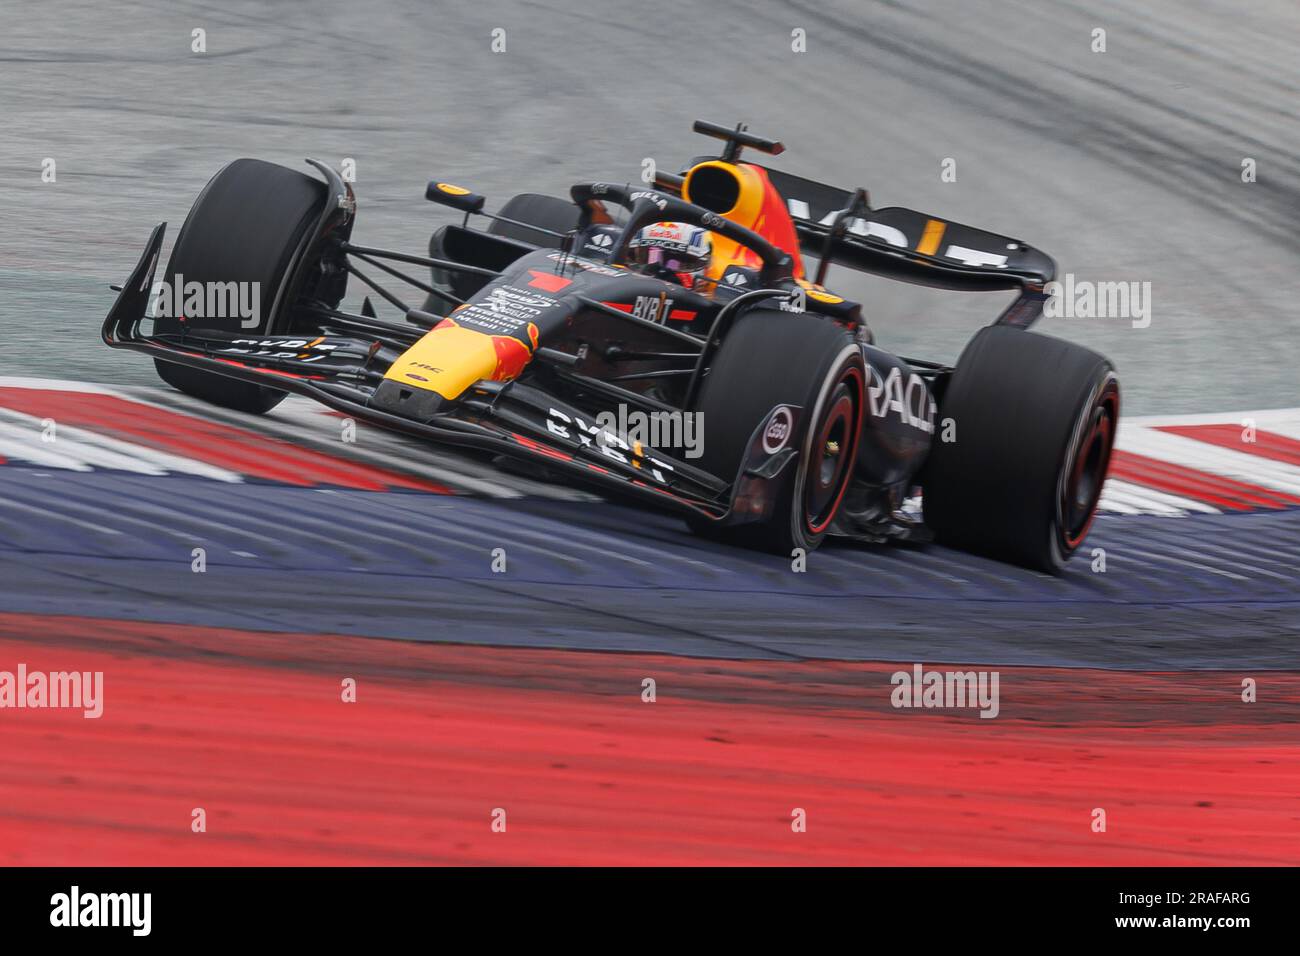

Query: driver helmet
(627, 222), (712, 290)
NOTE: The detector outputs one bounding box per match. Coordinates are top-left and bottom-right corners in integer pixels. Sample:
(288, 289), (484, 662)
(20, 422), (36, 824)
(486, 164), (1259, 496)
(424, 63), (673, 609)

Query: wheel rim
(1059, 376), (1120, 550)
(804, 366), (864, 535)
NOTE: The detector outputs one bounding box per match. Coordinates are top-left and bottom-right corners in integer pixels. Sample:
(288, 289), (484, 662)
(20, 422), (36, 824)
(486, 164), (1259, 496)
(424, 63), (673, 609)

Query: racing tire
(921, 325), (1120, 573)
(153, 158), (328, 414)
(689, 310), (866, 555)
(487, 193), (581, 248)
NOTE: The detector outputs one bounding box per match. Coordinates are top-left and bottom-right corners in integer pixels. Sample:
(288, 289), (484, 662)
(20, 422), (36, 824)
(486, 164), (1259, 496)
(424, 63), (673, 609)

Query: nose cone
(383, 322), (508, 401)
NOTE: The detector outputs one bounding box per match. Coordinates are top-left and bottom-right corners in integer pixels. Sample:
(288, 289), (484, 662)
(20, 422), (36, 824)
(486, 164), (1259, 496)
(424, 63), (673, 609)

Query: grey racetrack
(2, 0), (1298, 413)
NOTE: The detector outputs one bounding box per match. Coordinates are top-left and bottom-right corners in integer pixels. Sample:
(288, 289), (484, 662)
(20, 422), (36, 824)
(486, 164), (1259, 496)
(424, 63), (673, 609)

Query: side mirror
(425, 180), (486, 213)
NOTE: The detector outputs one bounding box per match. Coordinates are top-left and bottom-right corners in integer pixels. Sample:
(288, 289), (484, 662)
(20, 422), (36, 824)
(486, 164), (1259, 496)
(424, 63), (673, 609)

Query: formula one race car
(102, 120), (1119, 571)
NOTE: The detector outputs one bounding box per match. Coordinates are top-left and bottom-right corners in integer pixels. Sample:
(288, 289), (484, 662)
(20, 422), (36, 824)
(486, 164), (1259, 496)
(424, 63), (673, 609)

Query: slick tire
(689, 310), (866, 555)
(153, 158), (328, 414)
(921, 325), (1120, 573)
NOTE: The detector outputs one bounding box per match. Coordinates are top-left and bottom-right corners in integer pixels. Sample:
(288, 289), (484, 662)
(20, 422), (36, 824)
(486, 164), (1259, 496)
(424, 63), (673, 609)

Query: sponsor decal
(917, 218), (947, 256)
(583, 231), (616, 255)
(219, 337), (339, 361)
(762, 406), (794, 454)
(785, 200), (1010, 269)
(631, 294), (675, 324)
(630, 222), (710, 258)
(942, 244), (1008, 268)
(492, 327), (536, 382)
(629, 190), (668, 210)
(405, 360), (443, 380)
(868, 366), (935, 434)
(785, 205), (910, 248)
(526, 269), (573, 293)
(545, 407), (678, 482)
(455, 285), (555, 337)
(546, 251), (624, 276)
(603, 300), (696, 322)
(847, 218), (908, 247)
(806, 288), (844, 304)
(490, 286), (555, 310)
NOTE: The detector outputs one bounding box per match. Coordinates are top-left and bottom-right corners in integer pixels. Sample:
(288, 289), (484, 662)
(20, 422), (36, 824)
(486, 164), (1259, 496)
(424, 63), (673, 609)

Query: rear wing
(757, 165), (1055, 328)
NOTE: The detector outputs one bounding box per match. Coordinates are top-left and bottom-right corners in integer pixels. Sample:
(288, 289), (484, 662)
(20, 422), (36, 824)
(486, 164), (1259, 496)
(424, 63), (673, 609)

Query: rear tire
(922, 325), (1120, 572)
(487, 193), (580, 248)
(690, 310), (866, 554)
(153, 158), (328, 414)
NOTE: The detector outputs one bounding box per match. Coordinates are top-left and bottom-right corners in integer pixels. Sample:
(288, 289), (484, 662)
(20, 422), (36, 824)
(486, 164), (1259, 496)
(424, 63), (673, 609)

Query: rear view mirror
(425, 180), (486, 213)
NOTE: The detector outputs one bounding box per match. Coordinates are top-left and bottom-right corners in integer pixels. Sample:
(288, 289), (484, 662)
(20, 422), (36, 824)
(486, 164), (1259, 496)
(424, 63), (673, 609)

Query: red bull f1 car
(102, 120), (1119, 571)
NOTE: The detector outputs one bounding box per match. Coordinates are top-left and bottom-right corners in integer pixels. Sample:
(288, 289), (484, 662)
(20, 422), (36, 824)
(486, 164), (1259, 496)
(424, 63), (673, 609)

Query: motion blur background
(2, 0), (1297, 413)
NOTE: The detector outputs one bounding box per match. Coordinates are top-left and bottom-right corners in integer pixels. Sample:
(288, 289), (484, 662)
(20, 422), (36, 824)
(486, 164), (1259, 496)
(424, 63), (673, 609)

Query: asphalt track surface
(3, 0), (1299, 412)
(1, 2), (1298, 865)
(2, 466), (1298, 670)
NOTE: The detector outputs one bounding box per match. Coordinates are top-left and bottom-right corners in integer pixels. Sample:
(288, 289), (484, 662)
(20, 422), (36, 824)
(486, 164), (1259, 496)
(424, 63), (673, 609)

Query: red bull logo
(490, 322), (539, 382)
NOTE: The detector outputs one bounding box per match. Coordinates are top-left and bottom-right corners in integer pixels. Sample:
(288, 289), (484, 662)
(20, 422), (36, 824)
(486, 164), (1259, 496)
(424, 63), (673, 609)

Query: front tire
(922, 325), (1120, 572)
(690, 310), (866, 554)
(153, 158), (329, 414)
